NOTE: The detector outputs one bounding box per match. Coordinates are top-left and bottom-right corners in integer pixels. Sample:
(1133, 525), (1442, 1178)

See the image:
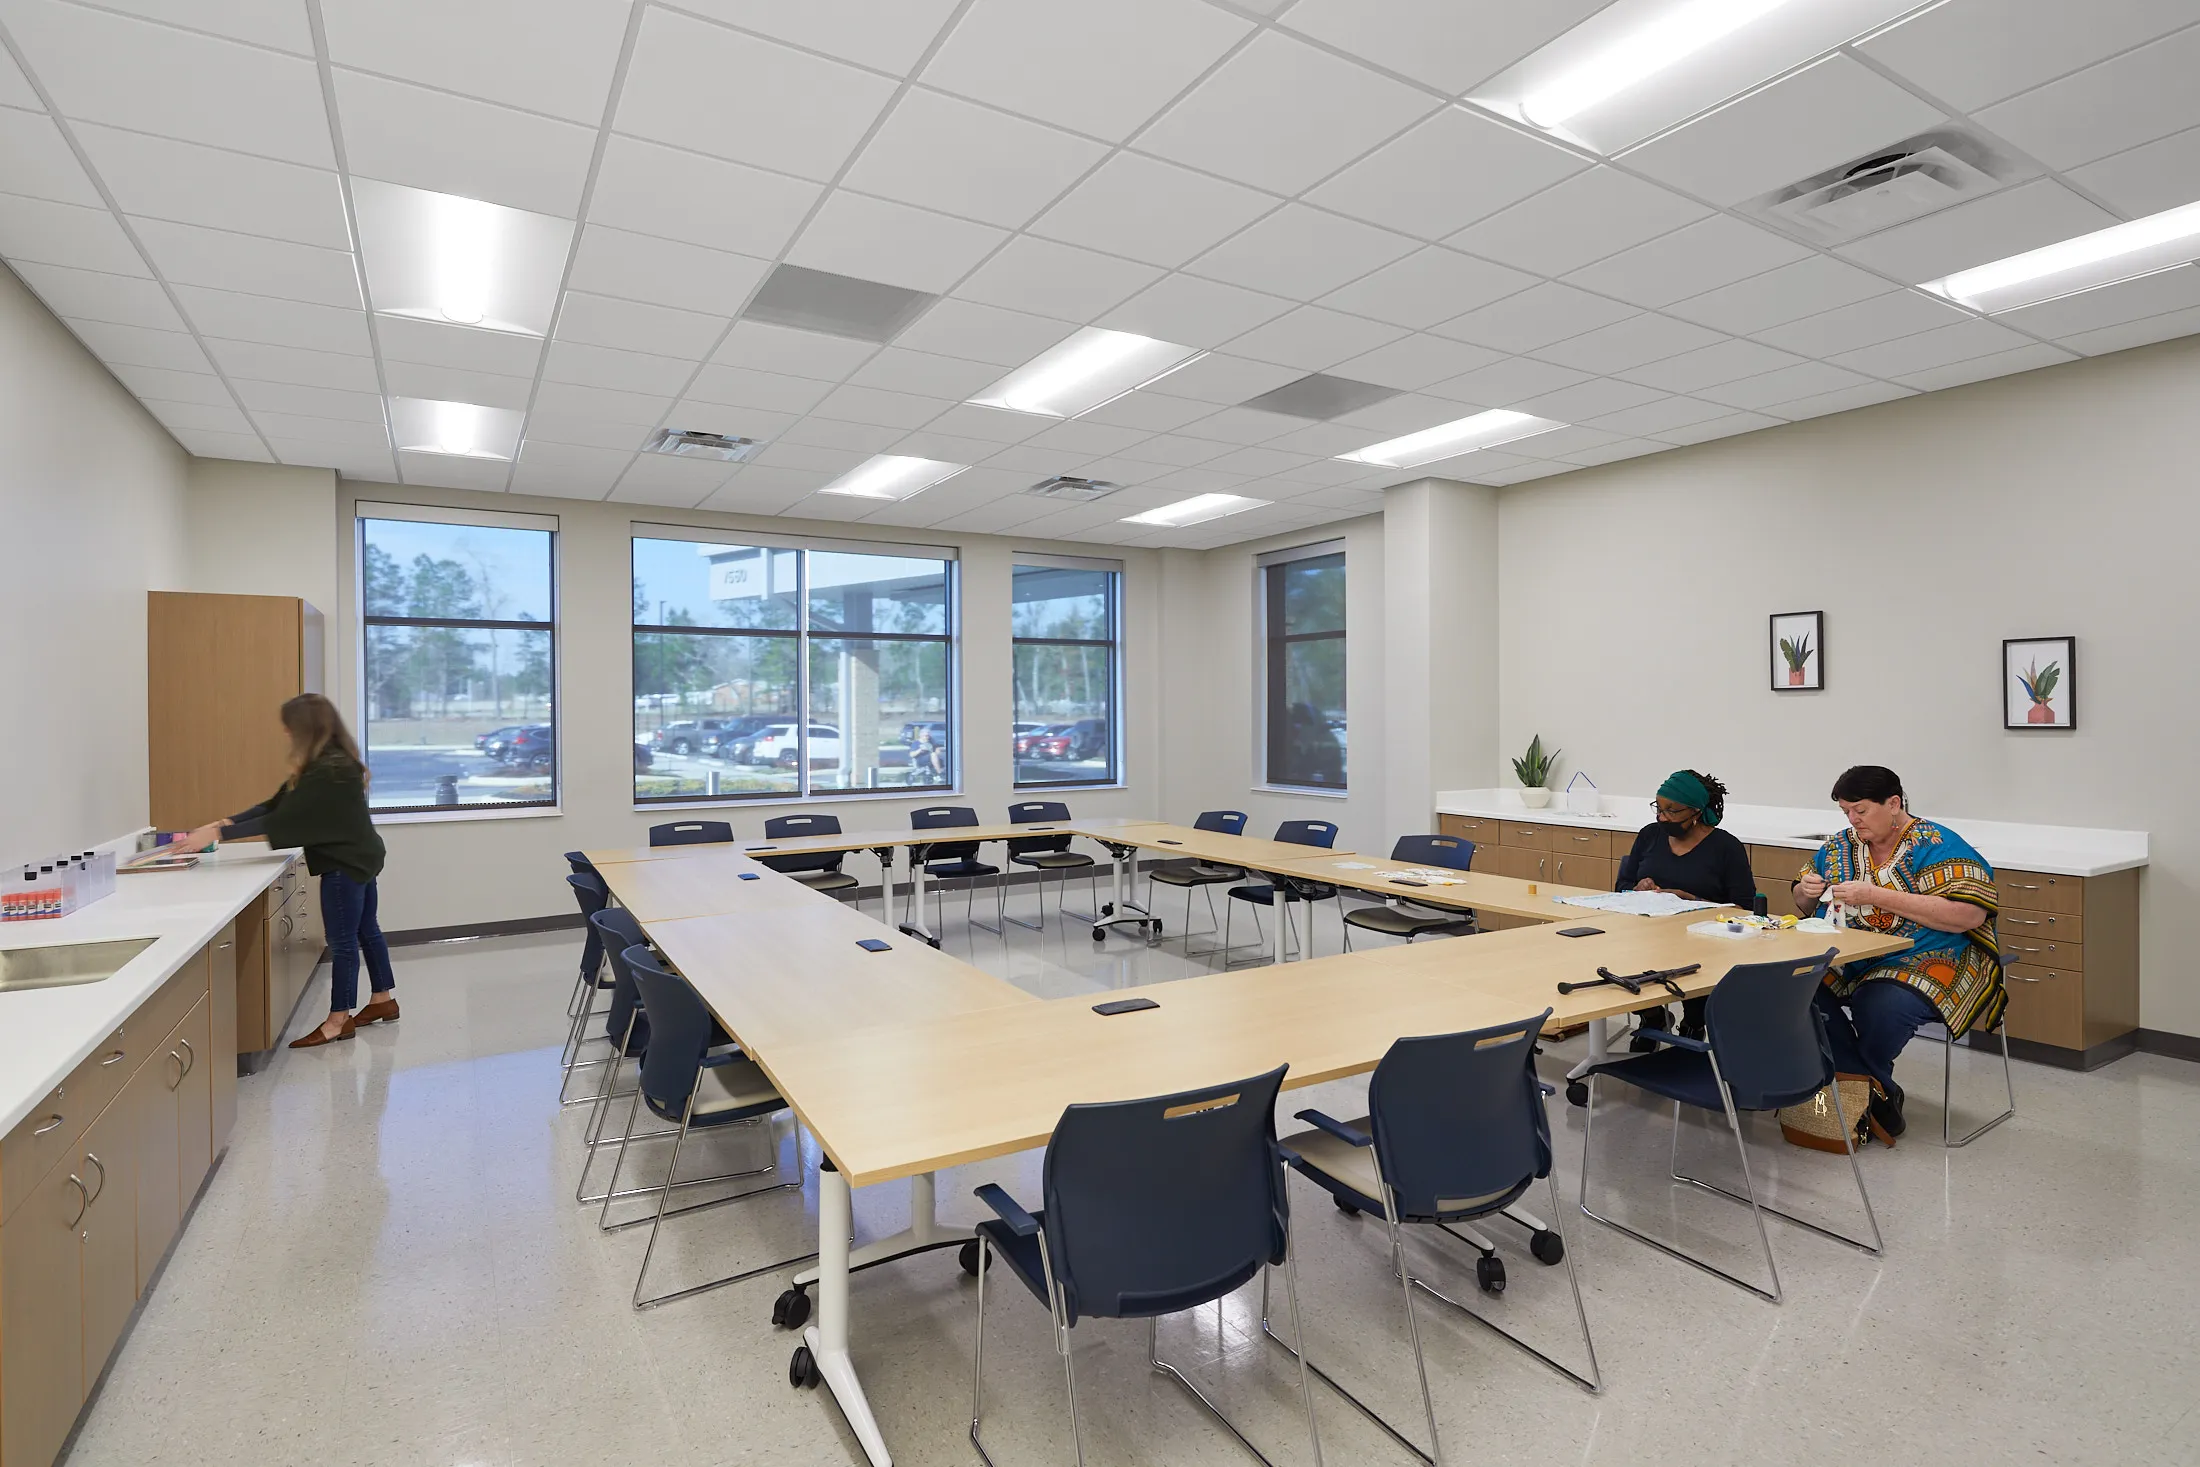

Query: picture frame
(1769, 610), (1824, 692)
(2005, 636), (2076, 730)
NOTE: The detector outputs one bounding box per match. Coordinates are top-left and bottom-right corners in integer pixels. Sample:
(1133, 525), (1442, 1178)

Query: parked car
(476, 724), (526, 757)
(749, 724), (841, 768)
(700, 716), (777, 758)
(650, 719), (734, 756)
(899, 719), (949, 748)
(633, 740), (653, 773)
(1062, 718), (1109, 760)
(1011, 721), (1046, 739)
(504, 724), (554, 771)
(1016, 723), (1075, 759)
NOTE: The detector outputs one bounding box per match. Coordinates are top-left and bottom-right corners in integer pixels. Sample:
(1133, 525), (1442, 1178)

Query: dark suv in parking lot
(650, 719), (734, 756)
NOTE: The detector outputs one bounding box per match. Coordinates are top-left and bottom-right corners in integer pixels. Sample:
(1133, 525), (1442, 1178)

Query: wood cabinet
(146, 591), (324, 830)
(127, 1049), (178, 1296)
(234, 862), (324, 1062)
(174, 996), (213, 1211)
(1, 1160), (85, 1467)
(1998, 867), (2139, 1064)
(208, 921), (238, 1154)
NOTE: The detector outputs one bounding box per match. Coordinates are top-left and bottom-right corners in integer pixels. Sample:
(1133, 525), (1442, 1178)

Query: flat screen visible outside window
(1012, 564), (1119, 787)
(632, 536), (956, 802)
(1263, 550), (1346, 791)
(360, 514), (557, 812)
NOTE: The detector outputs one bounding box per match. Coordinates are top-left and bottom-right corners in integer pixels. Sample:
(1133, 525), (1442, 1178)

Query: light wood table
(1262, 852), (1601, 925)
(1052, 821), (1364, 958)
(593, 849), (808, 923)
(736, 821), (1097, 944)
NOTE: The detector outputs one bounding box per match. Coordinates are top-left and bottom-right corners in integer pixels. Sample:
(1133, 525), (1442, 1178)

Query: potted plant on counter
(1512, 734), (1559, 808)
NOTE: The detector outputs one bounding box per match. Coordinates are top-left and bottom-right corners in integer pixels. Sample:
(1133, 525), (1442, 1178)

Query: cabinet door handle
(218, 940), (233, 950)
(178, 1037), (195, 1078)
(66, 1174), (89, 1228)
(84, 1151), (106, 1203)
(168, 1048), (186, 1089)
(33, 1113), (65, 1136)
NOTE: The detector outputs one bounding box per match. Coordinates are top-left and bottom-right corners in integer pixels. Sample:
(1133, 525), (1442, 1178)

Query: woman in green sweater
(164, 695), (392, 1049)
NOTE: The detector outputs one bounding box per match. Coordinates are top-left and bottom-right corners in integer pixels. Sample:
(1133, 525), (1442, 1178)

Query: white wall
(0, 263), (188, 859)
(1494, 336), (2200, 1037)
(183, 459), (338, 615)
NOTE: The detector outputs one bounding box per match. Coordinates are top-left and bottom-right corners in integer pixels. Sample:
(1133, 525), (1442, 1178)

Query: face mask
(1660, 816), (1694, 839)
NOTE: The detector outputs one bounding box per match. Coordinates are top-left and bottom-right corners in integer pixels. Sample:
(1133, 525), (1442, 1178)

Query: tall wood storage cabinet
(147, 592), (325, 829)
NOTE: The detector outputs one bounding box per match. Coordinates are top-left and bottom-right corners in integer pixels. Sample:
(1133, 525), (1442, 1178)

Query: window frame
(1258, 540), (1347, 794)
(356, 502), (561, 817)
(1011, 555), (1123, 791)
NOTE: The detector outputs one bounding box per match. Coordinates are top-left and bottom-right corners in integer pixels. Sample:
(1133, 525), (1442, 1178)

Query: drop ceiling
(1, 0), (2197, 550)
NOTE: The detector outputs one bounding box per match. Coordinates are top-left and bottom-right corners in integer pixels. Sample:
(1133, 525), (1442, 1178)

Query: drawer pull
(66, 1174), (89, 1228)
(99, 1048), (127, 1067)
(32, 1113), (65, 1136)
(2011, 974), (2040, 983)
(84, 1151), (106, 1203)
(218, 941), (233, 950)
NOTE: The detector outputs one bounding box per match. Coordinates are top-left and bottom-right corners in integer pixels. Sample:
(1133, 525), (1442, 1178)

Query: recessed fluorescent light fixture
(1121, 493), (1269, 528)
(818, 454), (967, 501)
(970, 328), (1204, 419)
(388, 397), (523, 460)
(1337, 410), (1563, 469)
(1471, 0), (1922, 154)
(1922, 200), (2200, 314)
(352, 179), (574, 337)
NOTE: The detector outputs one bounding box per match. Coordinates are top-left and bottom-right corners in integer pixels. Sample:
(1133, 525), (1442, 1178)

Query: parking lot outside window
(1261, 546), (1346, 792)
(1011, 562), (1120, 788)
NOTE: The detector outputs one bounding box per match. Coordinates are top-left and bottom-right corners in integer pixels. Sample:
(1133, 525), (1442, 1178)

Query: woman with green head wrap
(1617, 770), (1758, 1041)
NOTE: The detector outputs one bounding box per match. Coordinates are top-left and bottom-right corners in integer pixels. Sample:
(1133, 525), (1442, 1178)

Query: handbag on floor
(1777, 1073), (1876, 1152)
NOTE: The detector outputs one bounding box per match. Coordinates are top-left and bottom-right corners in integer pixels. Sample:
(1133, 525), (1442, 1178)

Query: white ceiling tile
(1317, 246), (1537, 331)
(1583, 395), (1735, 437)
(108, 364), (230, 407)
(711, 321), (876, 381)
(846, 347), (1002, 400)
(811, 383), (954, 429)
(521, 413), (652, 452)
(555, 292), (728, 359)
(1268, 424), (1388, 460)
(786, 191), (1008, 295)
(615, 8), (898, 181)
(1666, 256), (1893, 336)
(2054, 302), (2200, 356)
(1222, 306), (1405, 371)
(0, 109), (101, 206)
(382, 360), (535, 410)
(273, 441), (396, 478)
(377, 315), (543, 376)
(1621, 56), (1946, 208)
(1075, 390), (1224, 433)
(1185, 205), (1418, 301)
(1828, 318), (2041, 378)
(1770, 381), (1917, 421)
(2066, 125), (2200, 219)
(891, 429), (1021, 465)
(399, 450), (511, 491)
(1755, 290), (1972, 357)
(1330, 391), (1468, 434)
(564, 225), (770, 318)
(1029, 153), (1277, 271)
(1199, 445), (1316, 477)
(67, 319), (211, 373)
(1974, 23), (2200, 170)
(544, 339), (696, 396)
(930, 497), (1061, 533)
(1137, 31), (1437, 196)
(1650, 410), (1783, 445)
(979, 442), (1083, 474)
(843, 89), (1107, 231)
(1861, 0), (2195, 112)
(12, 263), (182, 330)
(1506, 423), (1622, 459)
(775, 418), (905, 453)
(1557, 437), (1667, 468)
(915, 402), (1052, 443)
(531, 379), (672, 426)
(82, 0), (311, 51)
(1097, 274), (1293, 348)
(698, 471), (823, 514)
(662, 404), (799, 441)
(747, 441), (867, 475)
(0, 41), (34, 109)
(1447, 168), (1709, 277)
(1306, 107), (1588, 243)
(206, 337), (380, 391)
(0, 196), (148, 276)
(1475, 460), (1572, 484)
(320, 0), (629, 123)
(1835, 180), (2120, 284)
(1535, 314), (1725, 374)
(1564, 215), (1812, 310)
(684, 363), (832, 414)
(585, 135), (822, 258)
(919, 0), (1251, 144)
(1422, 355), (1590, 407)
(893, 299), (1076, 366)
(3, 1), (332, 167)
(1696, 361), (1876, 411)
(141, 398), (253, 434)
(333, 69), (596, 218)
(72, 122), (347, 250)
(1893, 342), (2078, 392)
(510, 448), (625, 500)
(954, 237), (1163, 322)
(1112, 432), (1236, 466)
(2001, 266), (2200, 340)
(131, 217), (360, 308)
(1147, 464), (1256, 490)
(1330, 334), (1504, 391)
(612, 453), (743, 505)
(1616, 338), (1807, 393)
(1282, 0), (1612, 94)
(232, 378), (385, 422)
(250, 411), (393, 446)
(672, 0), (959, 73)
(1177, 405), (1319, 443)
(1511, 377), (1667, 423)
(1020, 419), (1153, 456)
(1135, 353), (1302, 404)
(172, 428), (273, 460)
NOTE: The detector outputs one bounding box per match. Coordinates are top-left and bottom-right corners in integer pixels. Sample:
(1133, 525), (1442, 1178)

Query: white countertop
(1434, 789), (2148, 879)
(0, 848), (297, 1136)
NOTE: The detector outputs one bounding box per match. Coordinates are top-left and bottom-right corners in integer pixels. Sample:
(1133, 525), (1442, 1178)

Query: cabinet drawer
(1750, 843), (1808, 882)
(136, 949), (209, 1060)
(1437, 814), (1500, 846)
(2, 1020), (139, 1223)
(2002, 936), (2082, 971)
(1549, 853), (1612, 892)
(1999, 869), (2081, 915)
(1502, 821), (1550, 850)
(2001, 906), (2084, 944)
(1549, 827), (1615, 859)
(2003, 963), (2084, 1048)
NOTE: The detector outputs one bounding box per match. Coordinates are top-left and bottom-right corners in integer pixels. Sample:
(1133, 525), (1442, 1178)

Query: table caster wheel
(772, 1285), (810, 1329)
(1101, 902), (1114, 916)
(790, 1345), (822, 1389)
(1092, 927), (1107, 942)
(1530, 1230), (1565, 1266)
(926, 935), (942, 950)
(1566, 1080), (1589, 1107)
(1333, 1196), (1360, 1217)
(1476, 1255), (1506, 1295)
(960, 1239), (987, 1276)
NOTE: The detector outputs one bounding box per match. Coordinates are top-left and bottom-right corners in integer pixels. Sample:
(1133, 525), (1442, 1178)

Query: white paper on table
(1382, 868), (1467, 884)
(1555, 890), (1719, 918)
(1331, 861), (1377, 869)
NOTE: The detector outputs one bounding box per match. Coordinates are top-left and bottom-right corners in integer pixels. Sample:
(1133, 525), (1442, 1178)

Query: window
(1261, 544), (1346, 791)
(631, 533), (956, 802)
(1012, 560), (1120, 787)
(359, 508), (558, 812)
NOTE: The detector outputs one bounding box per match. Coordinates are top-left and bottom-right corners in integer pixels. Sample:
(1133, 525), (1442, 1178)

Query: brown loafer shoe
(354, 995), (400, 1025)
(289, 1015), (357, 1048)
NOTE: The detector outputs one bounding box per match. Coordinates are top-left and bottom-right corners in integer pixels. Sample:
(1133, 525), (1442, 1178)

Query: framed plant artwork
(1769, 610), (1823, 691)
(2005, 636), (2076, 729)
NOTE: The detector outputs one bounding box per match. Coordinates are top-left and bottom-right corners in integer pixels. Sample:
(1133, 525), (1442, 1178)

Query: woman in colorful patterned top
(1792, 765), (2004, 1142)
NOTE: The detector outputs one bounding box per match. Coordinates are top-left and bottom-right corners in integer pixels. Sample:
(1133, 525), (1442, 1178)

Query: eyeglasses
(1651, 799), (1695, 818)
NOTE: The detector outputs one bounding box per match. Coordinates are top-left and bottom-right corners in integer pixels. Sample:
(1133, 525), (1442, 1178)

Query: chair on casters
(909, 806), (1004, 936)
(1578, 949), (1883, 1302)
(1340, 836), (1479, 951)
(650, 819), (733, 846)
(968, 1064), (1324, 1467)
(1275, 1010), (1598, 1462)
(756, 813), (863, 910)
(1222, 819), (1341, 965)
(1147, 810), (1248, 955)
(1002, 801), (1098, 931)
(558, 871), (618, 1105)
(1930, 1014), (2016, 1147)
(562, 852), (601, 1018)
(597, 944), (816, 1309)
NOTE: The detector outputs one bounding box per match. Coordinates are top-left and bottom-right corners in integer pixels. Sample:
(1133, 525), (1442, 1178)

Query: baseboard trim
(1975, 1030), (2141, 1071)
(2136, 1027), (2200, 1064)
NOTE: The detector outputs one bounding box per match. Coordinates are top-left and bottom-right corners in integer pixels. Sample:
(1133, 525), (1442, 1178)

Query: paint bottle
(5, 869), (30, 919)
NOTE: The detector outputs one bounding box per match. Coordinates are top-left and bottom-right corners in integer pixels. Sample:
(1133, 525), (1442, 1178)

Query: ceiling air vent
(1744, 127), (2030, 245)
(1023, 476), (1122, 503)
(1239, 373), (1401, 421)
(742, 263), (939, 343)
(643, 428), (762, 462)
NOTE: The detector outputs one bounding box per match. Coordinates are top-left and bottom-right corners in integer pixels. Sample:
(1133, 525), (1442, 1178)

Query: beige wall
(183, 459), (338, 616)
(1494, 335), (2200, 1037)
(0, 263), (188, 857)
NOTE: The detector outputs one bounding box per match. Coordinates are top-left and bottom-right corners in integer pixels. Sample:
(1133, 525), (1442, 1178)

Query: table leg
(872, 846), (896, 928)
(1565, 1018), (1611, 1083)
(1271, 885), (1290, 966)
(1090, 841), (1159, 943)
(898, 844), (939, 947)
(803, 1162), (895, 1466)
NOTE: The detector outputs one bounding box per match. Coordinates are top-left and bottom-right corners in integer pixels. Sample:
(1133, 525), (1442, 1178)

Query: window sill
(1012, 780), (1128, 792)
(632, 789), (965, 814)
(375, 804), (563, 825)
(1252, 784), (1349, 800)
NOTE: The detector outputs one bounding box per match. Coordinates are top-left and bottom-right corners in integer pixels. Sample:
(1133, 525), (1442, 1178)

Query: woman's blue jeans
(1813, 979), (1941, 1094)
(320, 870), (395, 1012)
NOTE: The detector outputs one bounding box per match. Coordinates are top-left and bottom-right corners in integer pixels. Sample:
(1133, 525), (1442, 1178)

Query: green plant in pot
(1779, 630), (1813, 686)
(1512, 734), (1560, 808)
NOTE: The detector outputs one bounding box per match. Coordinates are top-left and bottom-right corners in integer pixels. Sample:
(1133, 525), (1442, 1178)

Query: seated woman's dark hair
(1831, 765), (1904, 804)
(1688, 771), (1728, 822)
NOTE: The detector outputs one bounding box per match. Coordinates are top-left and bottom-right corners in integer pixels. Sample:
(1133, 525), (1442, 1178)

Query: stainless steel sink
(0, 937), (156, 993)
(1793, 832), (1835, 841)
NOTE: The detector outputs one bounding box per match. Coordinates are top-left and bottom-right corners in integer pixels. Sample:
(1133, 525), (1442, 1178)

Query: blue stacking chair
(1279, 1012), (1598, 1464)
(598, 945), (814, 1309)
(1002, 800), (1099, 931)
(969, 1065), (1323, 1467)
(563, 851), (601, 1018)
(574, 908), (658, 1197)
(1339, 835), (1479, 951)
(909, 805), (1005, 935)
(1578, 949), (1883, 1302)
(650, 819), (734, 846)
(558, 870), (618, 1104)
(757, 813), (863, 907)
(1146, 810), (1248, 951)
(1221, 820), (1341, 964)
